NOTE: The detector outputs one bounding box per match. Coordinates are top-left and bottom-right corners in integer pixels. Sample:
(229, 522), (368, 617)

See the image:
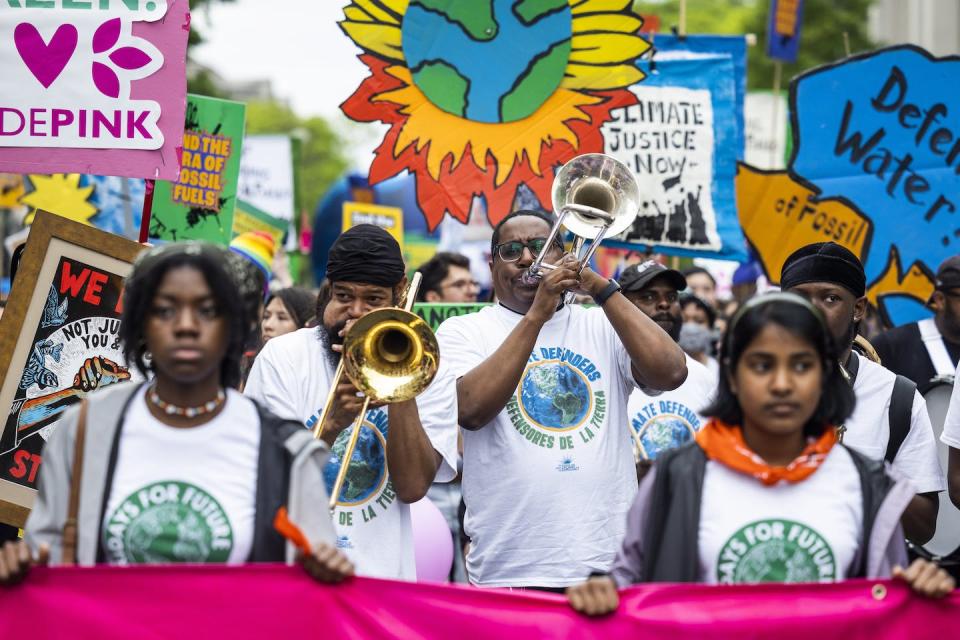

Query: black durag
(325, 224), (405, 287)
(780, 242), (866, 297)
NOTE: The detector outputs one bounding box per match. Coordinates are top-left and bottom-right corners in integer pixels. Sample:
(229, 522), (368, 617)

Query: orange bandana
(695, 419), (837, 486)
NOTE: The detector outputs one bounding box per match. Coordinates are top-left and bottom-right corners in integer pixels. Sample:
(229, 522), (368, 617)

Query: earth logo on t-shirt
(519, 360), (593, 431)
(102, 481), (234, 564)
(716, 519), (837, 584)
(630, 405), (700, 460)
(323, 409), (387, 507)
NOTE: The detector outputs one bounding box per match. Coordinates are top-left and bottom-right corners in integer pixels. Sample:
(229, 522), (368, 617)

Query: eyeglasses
(494, 237), (562, 262)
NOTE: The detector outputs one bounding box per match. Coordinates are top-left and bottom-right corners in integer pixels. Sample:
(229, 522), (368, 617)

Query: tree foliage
(243, 101), (349, 214)
(184, 0), (349, 212)
(632, 0), (877, 89)
(744, 0), (876, 89)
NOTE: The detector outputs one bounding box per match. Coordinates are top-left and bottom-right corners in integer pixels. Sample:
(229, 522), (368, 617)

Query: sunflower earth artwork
(0, 1), (189, 180)
(340, 0), (651, 230)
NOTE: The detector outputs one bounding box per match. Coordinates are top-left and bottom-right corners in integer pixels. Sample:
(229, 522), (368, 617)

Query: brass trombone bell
(342, 308), (439, 404)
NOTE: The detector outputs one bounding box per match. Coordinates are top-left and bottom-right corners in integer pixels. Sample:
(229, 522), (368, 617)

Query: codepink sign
(0, 1), (189, 180)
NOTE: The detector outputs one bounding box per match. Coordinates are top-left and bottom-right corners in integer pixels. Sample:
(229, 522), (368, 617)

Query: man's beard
(941, 304), (960, 341)
(317, 320), (347, 369)
(839, 321), (858, 362)
(653, 313), (683, 342)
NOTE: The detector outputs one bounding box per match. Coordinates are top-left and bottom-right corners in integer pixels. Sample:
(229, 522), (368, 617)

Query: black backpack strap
(844, 351), (860, 385)
(844, 445), (897, 577)
(885, 375), (917, 464)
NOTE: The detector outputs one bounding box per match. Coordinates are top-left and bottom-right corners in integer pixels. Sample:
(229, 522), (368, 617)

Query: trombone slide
(328, 396), (371, 512)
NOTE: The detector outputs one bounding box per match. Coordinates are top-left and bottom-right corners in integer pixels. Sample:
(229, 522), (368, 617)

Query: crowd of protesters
(0, 212), (956, 608)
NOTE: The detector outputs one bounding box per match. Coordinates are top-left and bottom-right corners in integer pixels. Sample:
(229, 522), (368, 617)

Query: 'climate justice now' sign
(0, 1), (189, 180)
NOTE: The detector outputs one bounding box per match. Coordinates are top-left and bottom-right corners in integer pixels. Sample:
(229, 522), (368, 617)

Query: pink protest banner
(0, 1), (189, 181)
(0, 566), (957, 639)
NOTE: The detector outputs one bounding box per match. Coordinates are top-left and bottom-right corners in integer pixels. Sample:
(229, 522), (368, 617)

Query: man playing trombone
(436, 209), (687, 589)
(245, 225), (458, 580)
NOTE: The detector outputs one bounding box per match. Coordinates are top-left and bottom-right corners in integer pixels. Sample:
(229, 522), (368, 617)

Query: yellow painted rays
(341, 0), (649, 90)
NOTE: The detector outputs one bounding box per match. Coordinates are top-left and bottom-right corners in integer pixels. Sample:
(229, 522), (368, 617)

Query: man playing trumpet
(245, 225), (458, 580)
(436, 210), (687, 589)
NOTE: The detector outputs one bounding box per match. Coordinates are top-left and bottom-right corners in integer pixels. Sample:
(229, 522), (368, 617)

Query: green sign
(150, 94), (246, 245)
(412, 302), (489, 331)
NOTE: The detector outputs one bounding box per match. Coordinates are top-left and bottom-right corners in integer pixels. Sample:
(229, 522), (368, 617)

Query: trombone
(526, 153), (640, 303)
(312, 272), (440, 511)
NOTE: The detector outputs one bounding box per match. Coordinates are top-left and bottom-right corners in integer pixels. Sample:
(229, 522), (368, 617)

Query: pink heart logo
(14, 22), (79, 89)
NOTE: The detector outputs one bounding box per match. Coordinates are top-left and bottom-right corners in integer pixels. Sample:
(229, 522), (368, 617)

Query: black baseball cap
(618, 260), (687, 292)
(930, 256), (960, 304)
(935, 256), (960, 291)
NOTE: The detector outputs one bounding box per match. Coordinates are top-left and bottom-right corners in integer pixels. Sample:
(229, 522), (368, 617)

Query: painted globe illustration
(637, 417), (696, 460)
(737, 541), (818, 584)
(126, 504), (216, 563)
(401, 0), (572, 123)
(324, 422), (387, 505)
(520, 362), (590, 430)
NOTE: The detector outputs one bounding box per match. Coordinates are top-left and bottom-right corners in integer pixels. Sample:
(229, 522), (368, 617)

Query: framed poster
(0, 211), (145, 526)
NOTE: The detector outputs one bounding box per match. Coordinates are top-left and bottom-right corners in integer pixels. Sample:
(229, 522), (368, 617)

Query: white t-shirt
(436, 303), (640, 587)
(102, 388), (260, 565)
(940, 361), (960, 449)
(699, 446), (863, 584)
(628, 354), (716, 460)
(844, 353), (944, 493)
(244, 327), (458, 580)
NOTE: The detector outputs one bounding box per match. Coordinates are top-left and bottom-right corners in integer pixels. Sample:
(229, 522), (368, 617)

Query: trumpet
(524, 153), (640, 302)
(312, 272), (440, 511)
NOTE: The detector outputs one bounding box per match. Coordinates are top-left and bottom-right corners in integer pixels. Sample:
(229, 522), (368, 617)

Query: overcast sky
(192, 0), (383, 167)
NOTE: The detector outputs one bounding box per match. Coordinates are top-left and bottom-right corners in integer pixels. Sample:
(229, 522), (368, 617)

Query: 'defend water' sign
(0, 1), (189, 180)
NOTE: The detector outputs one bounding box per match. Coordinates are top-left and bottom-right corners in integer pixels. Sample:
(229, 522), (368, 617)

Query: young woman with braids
(568, 293), (954, 615)
(0, 243), (351, 584)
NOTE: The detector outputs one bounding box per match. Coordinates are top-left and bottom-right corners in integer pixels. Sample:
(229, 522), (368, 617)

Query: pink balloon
(410, 498), (454, 583)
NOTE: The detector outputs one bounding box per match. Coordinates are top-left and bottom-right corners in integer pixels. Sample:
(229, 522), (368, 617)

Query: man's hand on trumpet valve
(570, 261), (612, 299)
(528, 254), (611, 321)
(528, 253), (582, 324)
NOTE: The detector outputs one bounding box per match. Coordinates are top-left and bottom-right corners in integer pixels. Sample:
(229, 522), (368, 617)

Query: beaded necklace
(148, 385), (226, 419)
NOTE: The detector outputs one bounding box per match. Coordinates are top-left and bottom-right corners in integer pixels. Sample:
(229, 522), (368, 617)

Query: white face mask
(679, 322), (715, 355)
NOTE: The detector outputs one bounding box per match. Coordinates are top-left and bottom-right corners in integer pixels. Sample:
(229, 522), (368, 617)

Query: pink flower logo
(91, 18), (153, 98)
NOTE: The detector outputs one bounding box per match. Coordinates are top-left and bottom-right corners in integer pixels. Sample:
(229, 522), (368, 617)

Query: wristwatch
(593, 279), (621, 306)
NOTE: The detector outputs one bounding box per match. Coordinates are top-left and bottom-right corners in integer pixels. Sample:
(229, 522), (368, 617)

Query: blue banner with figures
(601, 36), (747, 261)
(766, 0), (805, 63)
(789, 45), (960, 325)
(86, 176), (145, 239)
(648, 35), (748, 157)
